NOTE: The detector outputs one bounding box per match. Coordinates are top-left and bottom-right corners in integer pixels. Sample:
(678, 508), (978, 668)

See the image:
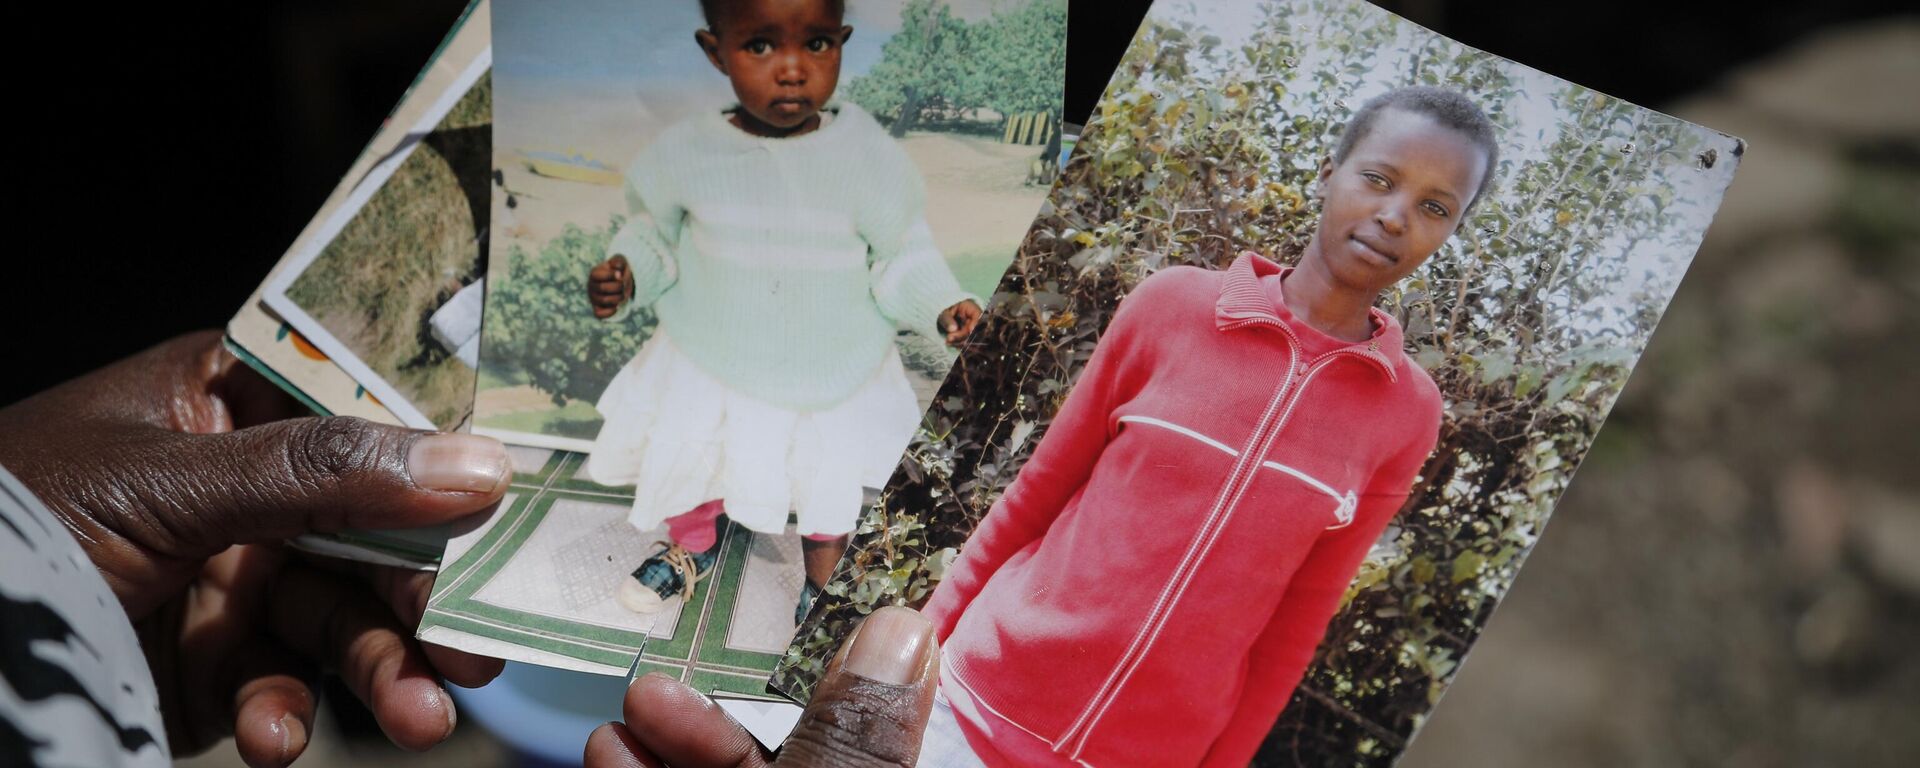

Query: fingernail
(845, 606), (932, 685)
(439, 688), (458, 738)
(408, 434), (510, 494)
(279, 713), (306, 762)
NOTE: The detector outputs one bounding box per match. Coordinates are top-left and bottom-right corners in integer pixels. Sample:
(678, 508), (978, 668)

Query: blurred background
(5, 0), (1913, 766)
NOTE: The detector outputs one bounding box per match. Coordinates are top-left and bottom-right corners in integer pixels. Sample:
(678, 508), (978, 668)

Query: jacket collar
(1214, 251), (1404, 380)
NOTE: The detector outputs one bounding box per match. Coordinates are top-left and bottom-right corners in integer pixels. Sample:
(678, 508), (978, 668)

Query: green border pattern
(421, 451), (788, 699)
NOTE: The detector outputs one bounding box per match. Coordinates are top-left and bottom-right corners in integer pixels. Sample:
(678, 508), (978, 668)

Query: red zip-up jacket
(922, 252), (1443, 767)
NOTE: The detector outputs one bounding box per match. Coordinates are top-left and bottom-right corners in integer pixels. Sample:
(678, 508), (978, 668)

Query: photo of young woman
(914, 85), (1494, 768)
(773, 1), (1741, 764)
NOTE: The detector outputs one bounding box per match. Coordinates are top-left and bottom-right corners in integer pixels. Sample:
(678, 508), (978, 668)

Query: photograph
(228, 0), (494, 569)
(228, 1), (494, 433)
(421, 0), (1068, 690)
(771, 0), (1742, 766)
(260, 52), (495, 430)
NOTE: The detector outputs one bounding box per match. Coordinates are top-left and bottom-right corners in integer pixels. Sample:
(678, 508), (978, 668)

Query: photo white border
(263, 48), (495, 430)
(471, 426), (599, 454)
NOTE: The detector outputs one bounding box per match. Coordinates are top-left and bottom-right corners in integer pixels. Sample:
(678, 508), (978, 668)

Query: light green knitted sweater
(605, 103), (974, 412)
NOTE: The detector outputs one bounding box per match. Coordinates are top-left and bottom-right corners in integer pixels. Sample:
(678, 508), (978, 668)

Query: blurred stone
(1726, 234), (1853, 340)
(1665, 96), (1840, 244)
(1402, 610), (1666, 767)
(1776, 461), (1850, 577)
(1729, 21), (1920, 142)
(1679, 455), (1751, 527)
(1832, 281), (1899, 337)
(1850, 482), (1920, 597)
(1792, 575), (1877, 671)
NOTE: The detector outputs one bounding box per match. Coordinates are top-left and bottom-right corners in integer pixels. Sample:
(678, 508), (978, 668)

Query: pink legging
(665, 499), (846, 552)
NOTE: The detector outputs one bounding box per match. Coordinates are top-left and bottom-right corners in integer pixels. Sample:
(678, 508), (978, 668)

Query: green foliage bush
(845, 0), (1067, 133)
(481, 220), (654, 406)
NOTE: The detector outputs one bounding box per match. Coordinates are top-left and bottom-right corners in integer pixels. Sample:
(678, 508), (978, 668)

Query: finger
(229, 641), (318, 768)
(155, 546), (320, 766)
(171, 545), (289, 750)
(620, 673), (767, 768)
(778, 606), (938, 767)
(291, 556), (503, 687)
(954, 309), (983, 343)
(585, 721), (667, 768)
(365, 565), (504, 688)
(270, 562), (458, 752)
(144, 419), (510, 553)
(204, 340), (310, 429)
(0, 330), (250, 434)
(590, 258), (628, 280)
(592, 278), (628, 294)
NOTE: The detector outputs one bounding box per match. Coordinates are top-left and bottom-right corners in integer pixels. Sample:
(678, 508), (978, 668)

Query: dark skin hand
(590, 255), (635, 320)
(0, 331), (511, 767)
(584, 606), (939, 768)
(938, 300), (983, 345)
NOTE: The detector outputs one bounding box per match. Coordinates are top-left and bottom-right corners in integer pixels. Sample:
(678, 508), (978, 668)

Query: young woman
(918, 86), (1499, 767)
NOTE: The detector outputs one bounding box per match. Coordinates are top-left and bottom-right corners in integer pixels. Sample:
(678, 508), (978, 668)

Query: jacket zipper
(1056, 317), (1391, 759)
(1049, 325), (1300, 755)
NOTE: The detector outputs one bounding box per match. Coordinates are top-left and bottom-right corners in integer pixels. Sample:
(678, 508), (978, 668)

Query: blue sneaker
(618, 540), (719, 614)
(795, 581), (822, 626)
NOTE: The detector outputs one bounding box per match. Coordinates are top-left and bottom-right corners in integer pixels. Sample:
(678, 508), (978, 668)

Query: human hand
(584, 606), (937, 768)
(939, 300), (983, 345)
(590, 255), (635, 319)
(0, 331), (510, 766)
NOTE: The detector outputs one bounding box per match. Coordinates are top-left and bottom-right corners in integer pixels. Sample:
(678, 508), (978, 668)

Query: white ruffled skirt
(583, 330), (920, 537)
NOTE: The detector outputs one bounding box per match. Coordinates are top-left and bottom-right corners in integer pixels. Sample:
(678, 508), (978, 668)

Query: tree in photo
(845, 0), (1068, 137)
(845, 0), (971, 137)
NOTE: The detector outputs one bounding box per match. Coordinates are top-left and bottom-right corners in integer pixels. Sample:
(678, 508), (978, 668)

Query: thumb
(143, 417), (511, 553)
(584, 607), (936, 768)
(779, 606), (939, 767)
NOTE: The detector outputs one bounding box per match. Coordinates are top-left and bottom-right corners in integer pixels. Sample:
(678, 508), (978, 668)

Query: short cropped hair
(1333, 86), (1500, 214)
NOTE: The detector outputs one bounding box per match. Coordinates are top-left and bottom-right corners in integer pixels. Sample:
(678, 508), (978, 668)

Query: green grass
(475, 399), (605, 440)
(477, 363), (527, 392)
(947, 244), (1019, 301)
(283, 74), (494, 428)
